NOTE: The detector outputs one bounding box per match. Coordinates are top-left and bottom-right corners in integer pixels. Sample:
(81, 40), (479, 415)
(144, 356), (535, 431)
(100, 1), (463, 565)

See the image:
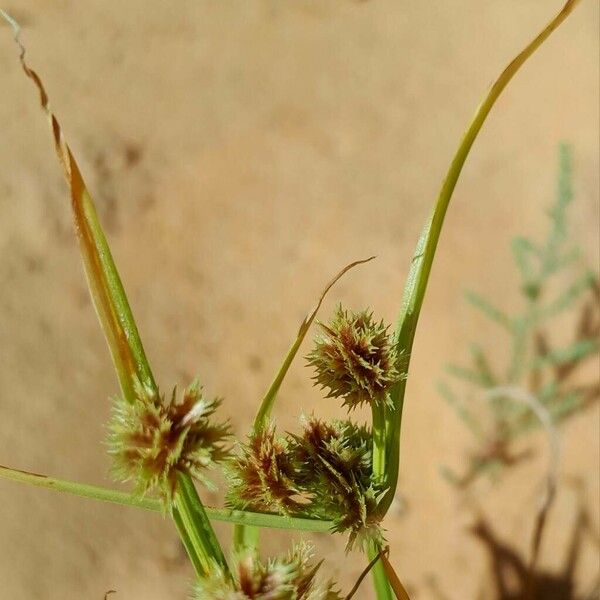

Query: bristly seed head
(227, 423), (306, 515)
(292, 417), (386, 551)
(226, 418), (385, 550)
(107, 377), (232, 508)
(307, 305), (402, 410)
(194, 542), (342, 600)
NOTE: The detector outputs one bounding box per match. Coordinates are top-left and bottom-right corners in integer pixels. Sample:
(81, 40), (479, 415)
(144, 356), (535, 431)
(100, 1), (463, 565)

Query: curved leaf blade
(253, 255), (376, 431)
(1, 10), (155, 402)
(382, 0), (582, 514)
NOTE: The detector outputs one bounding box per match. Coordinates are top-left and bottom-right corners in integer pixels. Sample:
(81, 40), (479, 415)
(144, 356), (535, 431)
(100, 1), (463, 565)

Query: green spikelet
(107, 377), (231, 508)
(307, 306), (402, 410)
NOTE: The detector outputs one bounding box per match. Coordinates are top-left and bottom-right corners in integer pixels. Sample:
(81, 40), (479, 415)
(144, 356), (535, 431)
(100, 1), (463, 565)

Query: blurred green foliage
(440, 144), (600, 487)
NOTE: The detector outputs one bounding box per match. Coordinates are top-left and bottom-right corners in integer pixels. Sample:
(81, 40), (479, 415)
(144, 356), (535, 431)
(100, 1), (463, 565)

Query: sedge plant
(0, 1), (585, 598)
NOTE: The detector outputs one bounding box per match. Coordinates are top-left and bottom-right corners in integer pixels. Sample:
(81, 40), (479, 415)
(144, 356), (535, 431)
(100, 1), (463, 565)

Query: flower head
(291, 417), (385, 550)
(194, 543), (341, 600)
(227, 423), (306, 515)
(108, 377), (231, 507)
(307, 306), (401, 410)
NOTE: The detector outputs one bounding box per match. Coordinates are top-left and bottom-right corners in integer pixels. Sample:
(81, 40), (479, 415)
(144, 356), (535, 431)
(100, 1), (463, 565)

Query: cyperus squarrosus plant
(228, 306), (400, 550)
(0, 1), (583, 599)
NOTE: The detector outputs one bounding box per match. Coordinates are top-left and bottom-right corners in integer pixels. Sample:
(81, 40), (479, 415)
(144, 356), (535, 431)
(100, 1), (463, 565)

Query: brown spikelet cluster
(293, 417), (385, 550)
(307, 306), (402, 409)
(194, 542), (342, 600)
(108, 378), (231, 507)
(227, 423), (306, 515)
(228, 417), (384, 550)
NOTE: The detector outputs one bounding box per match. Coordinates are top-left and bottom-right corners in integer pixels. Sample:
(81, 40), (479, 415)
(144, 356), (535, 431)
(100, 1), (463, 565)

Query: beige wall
(0, 1), (598, 598)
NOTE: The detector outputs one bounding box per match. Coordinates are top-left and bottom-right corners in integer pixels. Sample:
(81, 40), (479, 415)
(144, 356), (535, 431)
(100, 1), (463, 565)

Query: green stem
(367, 541), (394, 600)
(507, 316), (529, 383)
(174, 472), (229, 579)
(0, 464), (333, 532)
(233, 523), (260, 551)
(232, 525), (258, 553)
(382, 0), (581, 516)
(235, 314), (307, 551)
(372, 403), (387, 486)
(172, 507), (205, 577)
(206, 508), (332, 533)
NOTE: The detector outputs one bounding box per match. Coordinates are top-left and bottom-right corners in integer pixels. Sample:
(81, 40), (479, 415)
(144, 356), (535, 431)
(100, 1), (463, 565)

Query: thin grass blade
(380, 551), (411, 600)
(1, 10), (155, 402)
(0, 462), (334, 531)
(1, 14), (231, 578)
(381, 0), (581, 514)
(253, 256), (375, 430)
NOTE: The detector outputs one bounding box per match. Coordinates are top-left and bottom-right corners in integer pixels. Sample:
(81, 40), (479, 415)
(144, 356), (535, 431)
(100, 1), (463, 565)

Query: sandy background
(0, 1), (598, 598)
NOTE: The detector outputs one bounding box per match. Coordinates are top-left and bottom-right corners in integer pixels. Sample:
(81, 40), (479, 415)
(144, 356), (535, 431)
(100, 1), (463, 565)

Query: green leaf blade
(381, 0), (582, 515)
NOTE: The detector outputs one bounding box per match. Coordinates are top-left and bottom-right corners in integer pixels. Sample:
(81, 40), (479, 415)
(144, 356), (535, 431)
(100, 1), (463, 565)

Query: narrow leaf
(174, 472), (229, 577)
(464, 290), (514, 331)
(346, 546), (391, 600)
(252, 256), (375, 431)
(382, 0), (582, 514)
(2, 14), (230, 578)
(511, 236), (541, 284)
(469, 343), (497, 387)
(437, 381), (484, 440)
(380, 550), (411, 600)
(446, 363), (491, 387)
(0, 463), (334, 531)
(535, 271), (595, 322)
(1, 10), (155, 402)
(367, 542), (394, 600)
(532, 338), (599, 370)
